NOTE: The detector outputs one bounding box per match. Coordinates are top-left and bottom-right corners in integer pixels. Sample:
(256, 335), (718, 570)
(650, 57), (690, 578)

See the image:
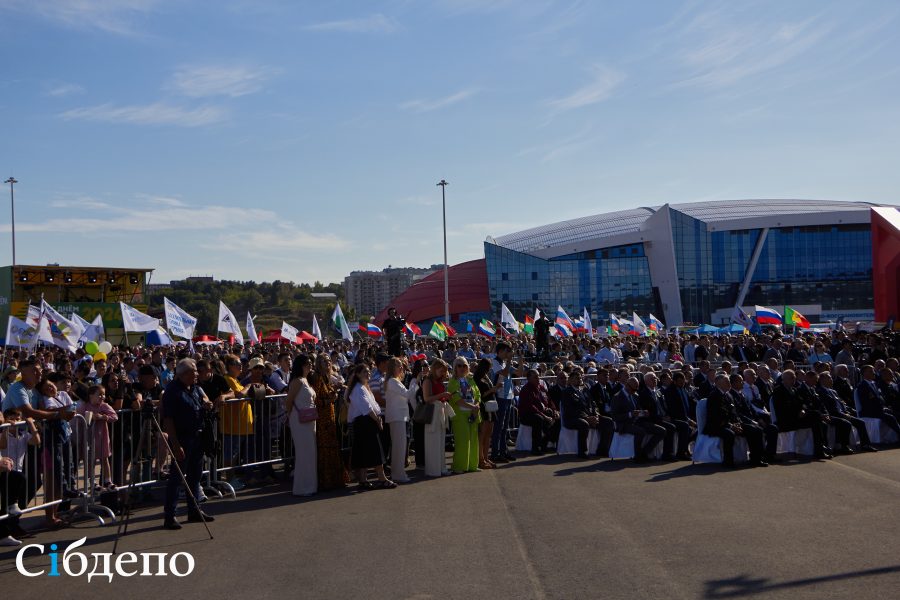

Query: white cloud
(46, 82), (85, 97)
(671, 9), (832, 89)
(518, 124), (600, 163)
(304, 13), (399, 34)
(2, 0), (160, 36)
(49, 196), (113, 210)
(547, 65), (624, 111)
(60, 102), (228, 127)
(399, 89), (478, 113)
(167, 64), (278, 98)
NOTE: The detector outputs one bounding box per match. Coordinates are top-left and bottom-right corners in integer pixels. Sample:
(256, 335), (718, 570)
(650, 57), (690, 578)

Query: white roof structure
(493, 199), (888, 257)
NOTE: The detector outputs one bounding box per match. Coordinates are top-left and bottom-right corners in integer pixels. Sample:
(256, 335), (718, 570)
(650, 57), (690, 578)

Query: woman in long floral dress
(310, 354), (349, 490)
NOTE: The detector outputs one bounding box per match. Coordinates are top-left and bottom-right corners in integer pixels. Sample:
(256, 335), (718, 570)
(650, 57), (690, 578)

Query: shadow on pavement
(704, 565), (900, 598)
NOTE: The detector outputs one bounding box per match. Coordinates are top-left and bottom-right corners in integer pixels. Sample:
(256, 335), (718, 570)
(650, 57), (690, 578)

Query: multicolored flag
(648, 313), (664, 333)
(477, 319), (496, 337)
(429, 321), (447, 341)
(523, 314), (534, 334)
(360, 322), (382, 337)
(754, 305), (783, 326)
(405, 322), (421, 337)
(556, 306), (576, 337)
(39, 300), (80, 352)
(332, 302), (353, 341)
(784, 306), (810, 329)
(631, 312), (647, 336)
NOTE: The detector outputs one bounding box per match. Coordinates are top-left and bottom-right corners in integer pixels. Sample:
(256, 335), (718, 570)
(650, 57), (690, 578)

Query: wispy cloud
(304, 13), (399, 34)
(167, 64), (279, 98)
(46, 82), (85, 97)
(2, 0), (160, 36)
(399, 89), (478, 113)
(670, 8), (832, 89)
(518, 124), (600, 163)
(60, 102), (228, 127)
(8, 195), (351, 253)
(547, 65), (624, 111)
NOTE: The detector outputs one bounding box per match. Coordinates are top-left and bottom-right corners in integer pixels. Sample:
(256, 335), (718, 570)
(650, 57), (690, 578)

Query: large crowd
(1, 317), (899, 547)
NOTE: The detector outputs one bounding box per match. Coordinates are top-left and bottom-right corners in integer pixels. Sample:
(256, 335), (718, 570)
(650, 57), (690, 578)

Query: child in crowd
(0, 407), (42, 519)
(76, 385), (118, 492)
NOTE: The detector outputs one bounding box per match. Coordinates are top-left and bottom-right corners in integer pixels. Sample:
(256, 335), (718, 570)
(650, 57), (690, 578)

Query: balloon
(93, 352), (107, 361)
(85, 341), (99, 355)
(98, 341), (113, 354)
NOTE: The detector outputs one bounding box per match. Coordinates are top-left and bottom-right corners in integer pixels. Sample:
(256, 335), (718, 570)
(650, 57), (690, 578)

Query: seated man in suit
(561, 368), (606, 458)
(517, 369), (560, 455)
(772, 369), (832, 459)
(817, 372), (877, 453)
(855, 365), (900, 443)
(611, 376), (664, 463)
(704, 373), (767, 468)
(878, 367), (900, 414)
(637, 372), (678, 461)
(832, 364), (856, 410)
(661, 371), (697, 460)
(731, 373), (779, 462)
(587, 368), (616, 457)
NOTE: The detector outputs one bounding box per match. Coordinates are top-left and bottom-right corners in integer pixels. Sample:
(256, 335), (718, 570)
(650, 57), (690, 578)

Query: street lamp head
(437, 179), (448, 187)
(4, 177), (17, 184)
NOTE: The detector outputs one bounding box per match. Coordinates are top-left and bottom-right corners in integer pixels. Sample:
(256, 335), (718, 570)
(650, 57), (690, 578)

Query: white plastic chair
(515, 424), (533, 452)
(827, 423), (861, 449)
(609, 430), (663, 460)
(770, 399), (815, 455)
(860, 418), (900, 444)
(692, 398), (750, 464)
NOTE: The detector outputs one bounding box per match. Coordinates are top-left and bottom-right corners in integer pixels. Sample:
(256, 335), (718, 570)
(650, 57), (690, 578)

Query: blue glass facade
(484, 242), (656, 322)
(485, 207), (874, 327)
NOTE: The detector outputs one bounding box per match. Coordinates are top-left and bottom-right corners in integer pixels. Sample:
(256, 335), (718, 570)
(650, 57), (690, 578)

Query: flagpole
(437, 179), (450, 326)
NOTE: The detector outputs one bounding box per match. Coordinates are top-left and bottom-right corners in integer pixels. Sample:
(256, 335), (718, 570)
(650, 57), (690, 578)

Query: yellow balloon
(93, 352), (107, 361)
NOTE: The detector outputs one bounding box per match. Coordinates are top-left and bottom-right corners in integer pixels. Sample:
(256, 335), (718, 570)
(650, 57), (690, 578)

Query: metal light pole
(437, 179), (450, 326)
(4, 177), (16, 266)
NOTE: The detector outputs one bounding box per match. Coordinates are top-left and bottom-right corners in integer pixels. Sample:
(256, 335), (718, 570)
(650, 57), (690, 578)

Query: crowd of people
(1, 319), (899, 547)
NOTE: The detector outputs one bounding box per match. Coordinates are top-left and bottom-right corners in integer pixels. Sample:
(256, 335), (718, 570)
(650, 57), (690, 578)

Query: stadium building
(376, 200), (900, 328)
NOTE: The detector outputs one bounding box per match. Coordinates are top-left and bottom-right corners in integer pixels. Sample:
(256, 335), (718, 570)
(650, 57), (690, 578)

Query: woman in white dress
(384, 358), (410, 483)
(421, 359), (453, 477)
(285, 355), (317, 496)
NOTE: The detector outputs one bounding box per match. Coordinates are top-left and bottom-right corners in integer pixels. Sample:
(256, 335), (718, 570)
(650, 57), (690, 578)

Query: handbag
(484, 400), (500, 413)
(294, 405), (318, 423)
(412, 402), (435, 425)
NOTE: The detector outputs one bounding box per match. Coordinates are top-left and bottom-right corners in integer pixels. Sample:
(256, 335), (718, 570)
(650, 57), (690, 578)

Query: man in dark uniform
(704, 373), (767, 468)
(534, 311), (552, 359)
(162, 358), (215, 530)
(382, 307), (406, 358)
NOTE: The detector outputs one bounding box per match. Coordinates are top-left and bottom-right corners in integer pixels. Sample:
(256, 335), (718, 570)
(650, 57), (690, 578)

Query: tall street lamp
(437, 179), (450, 326)
(4, 177), (16, 266)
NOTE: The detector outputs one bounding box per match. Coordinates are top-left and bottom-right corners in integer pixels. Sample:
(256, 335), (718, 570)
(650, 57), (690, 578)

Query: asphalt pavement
(4, 447), (900, 599)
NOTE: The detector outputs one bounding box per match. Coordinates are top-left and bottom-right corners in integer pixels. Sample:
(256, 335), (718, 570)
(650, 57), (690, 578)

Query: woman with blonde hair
(421, 358), (453, 477)
(447, 357), (481, 474)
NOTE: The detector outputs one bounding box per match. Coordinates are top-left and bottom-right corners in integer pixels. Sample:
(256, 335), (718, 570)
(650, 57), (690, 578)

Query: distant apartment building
(344, 266), (440, 317)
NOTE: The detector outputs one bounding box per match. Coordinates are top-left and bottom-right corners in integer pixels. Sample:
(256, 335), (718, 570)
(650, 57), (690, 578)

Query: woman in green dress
(447, 357), (481, 474)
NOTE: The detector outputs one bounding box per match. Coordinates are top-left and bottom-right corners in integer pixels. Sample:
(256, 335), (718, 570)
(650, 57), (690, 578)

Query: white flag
(26, 305), (41, 329)
(39, 300), (80, 352)
(217, 301), (244, 346)
(246, 312), (258, 345)
(281, 320), (299, 342)
(731, 306), (754, 329)
(164, 297), (197, 339)
(120, 302), (160, 333)
(71, 313), (99, 343)
(331, 302), (353, 341)
(311, 315), (323, 340)
(5, 316), (39, 348)
(91, 314), (105, 341)
(500, 303), (519, 332)
(583, 307), (594, 338)
(632, 312), (647, 336)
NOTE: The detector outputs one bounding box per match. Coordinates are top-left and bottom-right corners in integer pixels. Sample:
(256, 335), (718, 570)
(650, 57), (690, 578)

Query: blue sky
(1, 0), (899, 284)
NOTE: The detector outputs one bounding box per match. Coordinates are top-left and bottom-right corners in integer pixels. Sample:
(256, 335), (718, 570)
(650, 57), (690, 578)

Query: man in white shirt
(490, 342), (521, 463)
(595, 341), (619, 365)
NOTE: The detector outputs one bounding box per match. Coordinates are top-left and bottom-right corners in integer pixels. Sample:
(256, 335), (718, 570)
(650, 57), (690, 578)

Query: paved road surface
(4, 449), (900, 599)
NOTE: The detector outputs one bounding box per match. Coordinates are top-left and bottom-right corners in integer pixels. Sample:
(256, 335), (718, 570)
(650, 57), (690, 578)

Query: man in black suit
(704, 373), (767, 467)
(662, 371), (696, 460)
(381, 307), (406, 357)
(588, 368), (616, 457)
(832, 364), (856, 408)
(637, 372), (678, 460)
(534, 311), (552, 359)
(771, 370), (832, 459)
(855, 365), (900, 442)
(561, 369), (605, 458)
(730, 373), (778, 462)
(817, 372), (877, 453)
(610, 376), (664, 463)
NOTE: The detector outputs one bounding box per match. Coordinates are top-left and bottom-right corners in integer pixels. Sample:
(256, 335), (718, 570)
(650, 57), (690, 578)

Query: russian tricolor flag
(754, 305), (783, 326)
(360, 323), (382, 337)
(405, 322), (421, 337)
(648, 314), (664, 332)
(477, 319), (496, 337)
